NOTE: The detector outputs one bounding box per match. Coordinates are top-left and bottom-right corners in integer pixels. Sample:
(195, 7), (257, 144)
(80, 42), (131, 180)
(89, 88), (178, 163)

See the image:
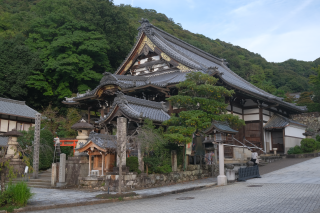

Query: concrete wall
(65, 156), (89, 186)
(233, 147), (251, 161)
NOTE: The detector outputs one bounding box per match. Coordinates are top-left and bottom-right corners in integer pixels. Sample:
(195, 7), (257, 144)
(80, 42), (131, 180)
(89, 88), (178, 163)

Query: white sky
(114, 0), (320, 63)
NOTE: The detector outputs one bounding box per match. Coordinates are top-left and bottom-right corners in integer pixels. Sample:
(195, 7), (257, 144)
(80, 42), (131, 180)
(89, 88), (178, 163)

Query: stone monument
(217, 141), (227, 186)
(57, 153), (66, 187)
(171, 150), (177, 172)
(117, 117), (127, 167)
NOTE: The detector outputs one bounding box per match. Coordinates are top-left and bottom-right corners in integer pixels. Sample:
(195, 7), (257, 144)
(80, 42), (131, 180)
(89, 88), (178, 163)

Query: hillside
(0, 0), (319, 111)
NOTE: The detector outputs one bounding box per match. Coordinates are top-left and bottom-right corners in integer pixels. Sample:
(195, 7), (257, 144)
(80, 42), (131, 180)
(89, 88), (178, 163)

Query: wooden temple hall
(63, 19), (307, 160)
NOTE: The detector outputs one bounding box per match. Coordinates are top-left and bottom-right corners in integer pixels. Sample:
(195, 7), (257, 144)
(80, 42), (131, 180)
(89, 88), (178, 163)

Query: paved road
(259, 157), (313, 175)
(29, 157), (320, 213)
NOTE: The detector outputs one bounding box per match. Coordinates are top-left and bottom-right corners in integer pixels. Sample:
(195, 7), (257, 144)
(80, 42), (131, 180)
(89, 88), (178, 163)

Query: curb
(15, 183), (217, 212)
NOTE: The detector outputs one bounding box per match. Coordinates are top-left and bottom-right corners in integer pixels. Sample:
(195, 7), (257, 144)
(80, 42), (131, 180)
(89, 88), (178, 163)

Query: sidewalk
(21, 178), (217, 212)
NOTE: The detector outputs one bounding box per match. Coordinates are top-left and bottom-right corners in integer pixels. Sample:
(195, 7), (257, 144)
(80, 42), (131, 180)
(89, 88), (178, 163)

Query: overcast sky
(113, 0), (320, 63)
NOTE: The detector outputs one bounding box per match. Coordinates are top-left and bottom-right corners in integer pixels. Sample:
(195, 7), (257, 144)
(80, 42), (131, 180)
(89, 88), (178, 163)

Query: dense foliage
(136, 119), (182, 174)
(0, 182), (33, 207)
(0, 0), (319, 112)
(18, 128), (54, 170)
(164, 72), (245, 144)
(287, 138), (320, 154)
(126, 157), (140, 174)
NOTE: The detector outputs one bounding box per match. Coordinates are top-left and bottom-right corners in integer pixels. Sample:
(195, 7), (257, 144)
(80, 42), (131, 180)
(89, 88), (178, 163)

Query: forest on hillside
(1, 0), (319, 112)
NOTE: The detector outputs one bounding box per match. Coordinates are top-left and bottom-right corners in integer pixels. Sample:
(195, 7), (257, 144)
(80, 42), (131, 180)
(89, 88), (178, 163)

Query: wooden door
(271, 131), (284, 152)
(245, 122), (262, 150)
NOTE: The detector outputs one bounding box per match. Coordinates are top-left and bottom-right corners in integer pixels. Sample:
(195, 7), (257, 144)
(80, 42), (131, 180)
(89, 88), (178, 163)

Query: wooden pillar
(102, 154), (105, 176)
(88, 152), (91, 176)
(259, 107), (265, 152)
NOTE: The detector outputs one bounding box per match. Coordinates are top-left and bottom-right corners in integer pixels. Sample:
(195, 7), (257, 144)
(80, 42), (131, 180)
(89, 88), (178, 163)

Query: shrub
(126, 157), (141, 174)
(300, 138), (317, 153)
(287, 147), (294, 155)
(0, 182), (33, 207)
(155, 164), (172, 174)
(316, 142), (320, 150)
(292, 145), (303, 154)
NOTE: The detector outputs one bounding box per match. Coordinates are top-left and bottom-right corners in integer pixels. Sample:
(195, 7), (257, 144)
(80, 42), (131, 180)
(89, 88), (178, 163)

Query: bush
(155, 164), (172, 174)
(0, 182), (33, 207)
(287, 146), (303, 154)
(300, 138), (317, 153)
(126, 157), (141, 174)
(316, 142), (320, 150)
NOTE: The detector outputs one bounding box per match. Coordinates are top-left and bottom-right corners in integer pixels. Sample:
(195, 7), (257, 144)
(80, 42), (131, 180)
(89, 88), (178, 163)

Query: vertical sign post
(33, 113), (41, 179)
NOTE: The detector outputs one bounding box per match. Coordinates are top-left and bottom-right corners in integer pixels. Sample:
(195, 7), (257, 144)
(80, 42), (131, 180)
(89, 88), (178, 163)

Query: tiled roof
(264, 114), (307, 129)
(0, 136), (9, 147)
(96, 92), (170, 124)
(203, 121), (238, 134)
(0, 97), (38, 119)
(77, 132), (130, 150)
(113, 19), (306, 113)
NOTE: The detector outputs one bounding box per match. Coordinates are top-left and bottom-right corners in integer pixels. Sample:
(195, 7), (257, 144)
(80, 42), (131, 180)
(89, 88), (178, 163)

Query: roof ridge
(150, 25), (224, 65)
(0, 97), (26, 105)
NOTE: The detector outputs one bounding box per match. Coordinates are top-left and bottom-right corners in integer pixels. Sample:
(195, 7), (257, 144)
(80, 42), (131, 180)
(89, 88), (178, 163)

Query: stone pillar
(214, 143), (218, 164)
(217, 142), (227, 186)
(138, 141), (144, 172)
(33, 113), (41, 179)
(51, 163), (57, 187)
(57, 153), (66, 187)
(117, 117), (127, 166)
(171, 150), (177, 172)
(5, 136), (19, 159)
(75, 129), (89, 156)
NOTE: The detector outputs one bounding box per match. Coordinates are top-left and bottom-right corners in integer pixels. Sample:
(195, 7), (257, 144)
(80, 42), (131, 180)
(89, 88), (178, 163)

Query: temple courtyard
(25, 157), (320, 213)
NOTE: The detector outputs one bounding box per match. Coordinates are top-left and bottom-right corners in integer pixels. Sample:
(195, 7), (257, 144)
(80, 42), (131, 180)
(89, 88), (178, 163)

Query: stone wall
(79, 164), (218, 191)
(65, 156), (89, 186)
(290, 112), (320, 139)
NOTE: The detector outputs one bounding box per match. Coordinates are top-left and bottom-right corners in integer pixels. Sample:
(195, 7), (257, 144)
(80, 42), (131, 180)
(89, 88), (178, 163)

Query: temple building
(63, 19), (306, 155)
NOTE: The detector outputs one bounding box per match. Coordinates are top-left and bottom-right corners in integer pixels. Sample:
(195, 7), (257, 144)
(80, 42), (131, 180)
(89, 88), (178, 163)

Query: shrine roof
(203, 121), (238, 135)
(0, 136), (9, 147)
(96, 92), (170, 124)
(264, 114), (307, 130)
(0, 97), (38, 119)
(114, 19), (307, 113)
(77, 132), (117, 150)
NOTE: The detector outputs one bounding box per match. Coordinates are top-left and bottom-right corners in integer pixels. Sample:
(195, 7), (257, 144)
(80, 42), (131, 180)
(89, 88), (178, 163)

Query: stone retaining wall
(290, 112), (320, 139)
(79, 164), (218, 191)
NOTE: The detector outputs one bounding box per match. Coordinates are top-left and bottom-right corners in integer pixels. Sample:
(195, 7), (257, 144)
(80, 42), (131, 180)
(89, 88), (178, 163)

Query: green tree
(310, 65), (320, 104)
(0, 35), (41, 98)
(25, 13), (110, 99)
(163, 72), (245, 144)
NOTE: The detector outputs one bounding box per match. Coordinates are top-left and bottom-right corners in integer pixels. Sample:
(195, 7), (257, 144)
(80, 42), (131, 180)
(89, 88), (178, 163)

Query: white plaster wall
(285, 137), (303, 153)
(284, 125), (305, 139)
(244, 108), (259, 114)
(263, 115), (270, 122)
(244, 114), (259, 121)
(263, 109), (270, 115)
(0, 119), (8, 132)
(8, 121), (16, 132)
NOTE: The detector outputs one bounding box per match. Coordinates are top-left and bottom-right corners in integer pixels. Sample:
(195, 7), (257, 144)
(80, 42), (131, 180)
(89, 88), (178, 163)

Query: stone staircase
(11, 169), (52, 188)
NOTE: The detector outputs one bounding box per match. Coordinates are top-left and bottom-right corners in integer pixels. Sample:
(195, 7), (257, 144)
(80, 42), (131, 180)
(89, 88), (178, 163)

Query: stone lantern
(71, 119), (94, 156)
(4, 128), (23, 160)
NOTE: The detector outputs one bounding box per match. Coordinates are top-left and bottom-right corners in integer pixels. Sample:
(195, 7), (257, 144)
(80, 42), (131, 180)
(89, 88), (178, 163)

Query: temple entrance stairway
(11, 169), (52, 188)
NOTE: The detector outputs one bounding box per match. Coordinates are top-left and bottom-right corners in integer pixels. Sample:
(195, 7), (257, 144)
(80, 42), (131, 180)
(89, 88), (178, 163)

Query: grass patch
(95, 192), (137, 200)
(0, 205), (21, 212)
